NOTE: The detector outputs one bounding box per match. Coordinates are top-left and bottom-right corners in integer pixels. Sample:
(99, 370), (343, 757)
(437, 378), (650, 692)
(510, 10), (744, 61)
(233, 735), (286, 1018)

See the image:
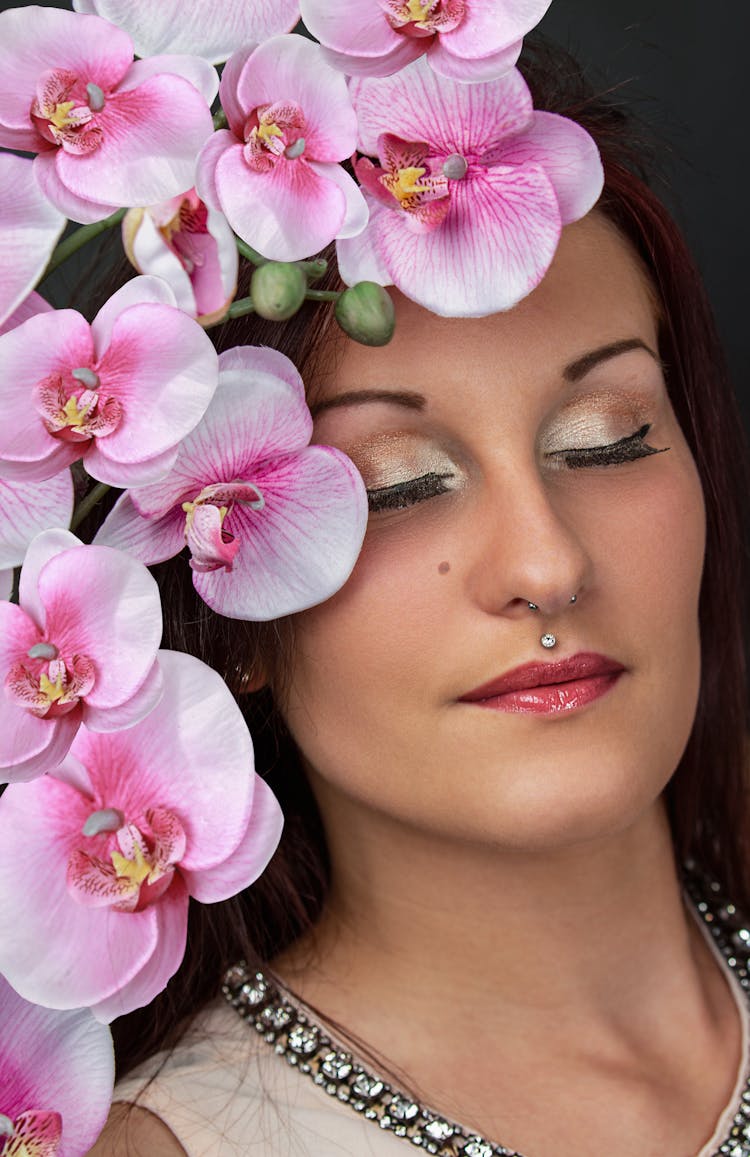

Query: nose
(465, 464), (591, 619)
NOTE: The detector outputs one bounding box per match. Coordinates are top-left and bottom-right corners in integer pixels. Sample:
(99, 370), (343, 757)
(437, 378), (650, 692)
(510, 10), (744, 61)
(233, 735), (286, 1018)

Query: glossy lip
(459, 652), (626, 714)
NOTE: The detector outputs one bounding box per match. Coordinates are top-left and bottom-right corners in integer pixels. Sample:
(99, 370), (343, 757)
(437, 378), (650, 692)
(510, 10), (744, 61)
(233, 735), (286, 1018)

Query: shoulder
(87, 1101), (188, 1156)
(105, 997), (407, 1156)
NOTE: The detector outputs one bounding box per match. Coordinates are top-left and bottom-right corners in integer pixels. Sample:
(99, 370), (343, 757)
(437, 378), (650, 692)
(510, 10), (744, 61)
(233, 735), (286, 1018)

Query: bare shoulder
(86, 1101), (188, 1157)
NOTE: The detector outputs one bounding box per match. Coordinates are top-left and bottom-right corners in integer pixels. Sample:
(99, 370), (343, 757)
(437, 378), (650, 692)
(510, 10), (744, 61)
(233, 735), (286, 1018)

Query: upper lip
(459, 652), (626, 701)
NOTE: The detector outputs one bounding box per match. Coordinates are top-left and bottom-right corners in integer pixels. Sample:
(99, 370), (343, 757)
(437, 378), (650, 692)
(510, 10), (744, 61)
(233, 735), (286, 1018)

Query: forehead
(318, 213), (659, 406)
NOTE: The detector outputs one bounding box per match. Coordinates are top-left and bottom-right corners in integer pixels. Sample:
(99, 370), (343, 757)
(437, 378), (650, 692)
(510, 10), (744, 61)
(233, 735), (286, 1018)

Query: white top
(113, 901), (750, 1157)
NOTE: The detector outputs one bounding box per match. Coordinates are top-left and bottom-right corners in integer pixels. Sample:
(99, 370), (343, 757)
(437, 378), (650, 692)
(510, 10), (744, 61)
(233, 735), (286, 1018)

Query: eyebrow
(310, 338), (660, 416)
(562, 338), (660, 382)
(309, 388), (425, 418)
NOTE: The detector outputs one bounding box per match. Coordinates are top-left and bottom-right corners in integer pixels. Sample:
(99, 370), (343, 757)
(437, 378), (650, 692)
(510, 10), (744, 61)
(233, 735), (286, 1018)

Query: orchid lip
(459, 652), (626, 701)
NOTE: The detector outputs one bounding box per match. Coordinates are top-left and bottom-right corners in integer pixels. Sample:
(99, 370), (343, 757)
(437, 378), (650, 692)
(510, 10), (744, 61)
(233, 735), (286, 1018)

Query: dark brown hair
(107, 36), (750, 1079)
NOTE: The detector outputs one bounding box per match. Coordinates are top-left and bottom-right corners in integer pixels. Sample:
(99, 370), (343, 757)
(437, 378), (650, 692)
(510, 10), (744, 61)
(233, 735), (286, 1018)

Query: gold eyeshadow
(343, 431), (463, 490)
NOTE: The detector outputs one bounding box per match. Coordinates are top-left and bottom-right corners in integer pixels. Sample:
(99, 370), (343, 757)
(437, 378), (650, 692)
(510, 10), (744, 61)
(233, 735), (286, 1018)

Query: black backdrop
(8, 0), (750, 433)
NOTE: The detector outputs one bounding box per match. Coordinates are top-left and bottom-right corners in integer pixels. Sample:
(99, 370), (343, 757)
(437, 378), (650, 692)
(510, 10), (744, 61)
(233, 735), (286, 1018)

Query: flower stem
(226, 296), (256, 319)
(212, 108), (228, 131)
(70, 481), (112, 532)
(304, 289), (340, 302)
(235, 238), (268, 266)
(42, 209), (127, 280)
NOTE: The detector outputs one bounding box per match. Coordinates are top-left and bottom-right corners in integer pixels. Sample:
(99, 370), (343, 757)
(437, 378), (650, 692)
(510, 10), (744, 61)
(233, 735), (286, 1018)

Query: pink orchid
(0, 649), (283, 1021)
(0, 5), (217, 224)
(72, 0), (300, 65)
(123, 190), (239, 326)
(0, 275), (219, 487)
(95, 345), (368, 620)
(0, 975), (114, 1157)
(0, 529), (163, 783)
(196, 34), (368, 262)
(337, 58), (604, 316)
(0, 472), (74, 603)
(301, 0), (552, 82)
(0, 153), (64, 331)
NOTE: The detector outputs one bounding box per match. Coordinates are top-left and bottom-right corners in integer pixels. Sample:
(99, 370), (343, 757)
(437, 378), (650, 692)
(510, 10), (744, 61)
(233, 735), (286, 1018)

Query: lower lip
(467, 671), (624, 714)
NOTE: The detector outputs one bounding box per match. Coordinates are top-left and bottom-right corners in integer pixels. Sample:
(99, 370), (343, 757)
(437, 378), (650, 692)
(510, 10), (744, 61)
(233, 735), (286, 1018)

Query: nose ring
(528, 594), (577, 649)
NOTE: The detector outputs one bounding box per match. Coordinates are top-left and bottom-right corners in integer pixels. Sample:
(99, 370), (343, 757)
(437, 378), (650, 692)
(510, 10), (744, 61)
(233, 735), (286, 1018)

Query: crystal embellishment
(223, 862), (750, 1157)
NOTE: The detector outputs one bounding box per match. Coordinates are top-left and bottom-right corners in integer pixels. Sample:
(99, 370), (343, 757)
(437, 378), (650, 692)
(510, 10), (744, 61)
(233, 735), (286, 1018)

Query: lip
(459, 652), (626, 715)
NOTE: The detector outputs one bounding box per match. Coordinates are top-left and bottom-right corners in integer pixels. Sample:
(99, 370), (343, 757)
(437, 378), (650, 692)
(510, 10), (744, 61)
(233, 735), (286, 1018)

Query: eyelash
(365, 425), (668, 512)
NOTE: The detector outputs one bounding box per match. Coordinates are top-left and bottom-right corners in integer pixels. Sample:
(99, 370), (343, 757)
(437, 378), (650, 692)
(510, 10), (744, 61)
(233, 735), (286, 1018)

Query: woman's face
(282, 213), (706, 852)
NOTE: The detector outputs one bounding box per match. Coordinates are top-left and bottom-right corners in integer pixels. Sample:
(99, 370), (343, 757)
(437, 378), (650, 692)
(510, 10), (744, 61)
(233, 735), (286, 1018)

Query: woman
(94, 38), (750, 1157)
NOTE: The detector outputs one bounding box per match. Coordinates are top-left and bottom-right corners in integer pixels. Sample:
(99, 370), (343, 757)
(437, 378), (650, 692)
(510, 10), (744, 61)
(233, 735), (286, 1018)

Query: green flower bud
(335, 282), (395, 347)
(250, 262), (307, 320)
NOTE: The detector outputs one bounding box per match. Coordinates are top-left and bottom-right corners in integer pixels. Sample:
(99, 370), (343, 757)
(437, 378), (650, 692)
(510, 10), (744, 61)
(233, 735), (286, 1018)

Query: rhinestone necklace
(222, 860), (750, 1157)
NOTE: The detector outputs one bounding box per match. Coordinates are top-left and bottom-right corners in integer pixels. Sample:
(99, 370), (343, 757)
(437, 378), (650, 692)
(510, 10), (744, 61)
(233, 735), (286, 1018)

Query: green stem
(226, 296), (256, 320)
(304, 289), (341, 302)
(70, 482), (112, 533)
(235, 238), (268, 266)
(299, 258), (328, 281)
(41, 209), (127, 280)
(212, 108), (228, 131)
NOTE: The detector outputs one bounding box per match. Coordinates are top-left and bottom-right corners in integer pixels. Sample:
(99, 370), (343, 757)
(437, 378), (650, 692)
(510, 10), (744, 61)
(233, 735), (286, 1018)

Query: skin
(270, 214), (743, 1157)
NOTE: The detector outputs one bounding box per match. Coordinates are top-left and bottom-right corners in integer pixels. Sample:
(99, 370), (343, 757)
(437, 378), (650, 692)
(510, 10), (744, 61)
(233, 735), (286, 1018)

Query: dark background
(11, 0), (750, 434)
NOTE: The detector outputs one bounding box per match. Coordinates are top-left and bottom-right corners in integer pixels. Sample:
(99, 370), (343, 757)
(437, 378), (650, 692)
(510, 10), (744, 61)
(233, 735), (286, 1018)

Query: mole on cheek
(438, 561), (450, 574)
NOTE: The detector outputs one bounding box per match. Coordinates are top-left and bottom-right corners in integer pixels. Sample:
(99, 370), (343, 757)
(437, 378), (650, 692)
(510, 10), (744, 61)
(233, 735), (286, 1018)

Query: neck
(277, 790), (731, 1081)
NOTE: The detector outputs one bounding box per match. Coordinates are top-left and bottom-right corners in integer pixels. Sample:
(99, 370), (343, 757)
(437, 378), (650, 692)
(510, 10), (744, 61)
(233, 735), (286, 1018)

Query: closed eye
(546, 424), (669, 469)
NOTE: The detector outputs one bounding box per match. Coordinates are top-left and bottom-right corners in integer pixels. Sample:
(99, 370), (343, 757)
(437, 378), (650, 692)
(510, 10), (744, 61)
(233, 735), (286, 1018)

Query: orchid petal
(90, 274), (177, 358)
(0, 291), (54, 338)
(218, 46), (257, 137)
(194, 444), (367, 619)
(308, 161), (369, 239)
(336, 204), (392, 287)
(299, 0), (403, 56)
(82, 444), (180, 489)
(86, 301), (219, 467)
(93, 492), (186, 565)
(214, 144), (347, 262)
(33, 152), (116, 226)
(126, 212), (197, 313)
(72, 0), (299, 64)
(218, 345), (305, 397)
(439, 0), (552, 59)
(90, 878), (189, 1022)
(18, 528), (81, 629)
(0, 975), (114, 1154)
(323, 39), (423, 78)
(352, 57), (533, 156)
(37, 543), (163, 711)
(371, 161), (561, 315)
(182, 776), (283, 901)
(0, 473), (75, 571)
(486, 109), (604, 223)
(195, 129), (237, 212)
(81, 656), (163, 732)
(0, 154), (65, 329)
(427, 37), (521, 82)
(117, 54), (219, 107)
